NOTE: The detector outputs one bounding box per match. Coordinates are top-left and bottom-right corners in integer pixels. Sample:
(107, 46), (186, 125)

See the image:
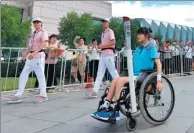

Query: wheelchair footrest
(92, 116), (116, 124)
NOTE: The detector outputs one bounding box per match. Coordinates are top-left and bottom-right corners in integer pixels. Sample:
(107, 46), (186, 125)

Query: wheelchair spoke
(143, 85), (174, 121)
(138, 73), (175, 125)
(146, 103), (164, 107)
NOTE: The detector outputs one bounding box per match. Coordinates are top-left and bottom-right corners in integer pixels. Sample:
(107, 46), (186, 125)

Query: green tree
(109, 17), (125, 50)
(90, 19), (103, 43)
(130, 19), (141, 49)
(1, 4), (31, 47)
(58, 12), (94, 48)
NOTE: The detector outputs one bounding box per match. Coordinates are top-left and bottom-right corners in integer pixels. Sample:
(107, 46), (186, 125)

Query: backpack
(46, 43), (60, 59)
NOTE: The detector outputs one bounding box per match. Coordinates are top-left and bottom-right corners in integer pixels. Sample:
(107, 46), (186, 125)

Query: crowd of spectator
(71, 37), (194, 86)
(160, 40), (193, 75)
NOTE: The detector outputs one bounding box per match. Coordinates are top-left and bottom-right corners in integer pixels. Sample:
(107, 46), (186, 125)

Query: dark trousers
(89, 60), (99, 81)
(172, 56), (181, 73)
(184, 58), (192, 72)
(163, 59), (171, 74)
(35, 64), (57, 90)
(103, 69), (113, 82)
(122, 57), (127, 71)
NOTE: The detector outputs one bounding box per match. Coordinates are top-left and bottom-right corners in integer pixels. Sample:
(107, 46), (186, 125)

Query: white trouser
(15, 57), (47, 97)
(93, 55), (119, 93)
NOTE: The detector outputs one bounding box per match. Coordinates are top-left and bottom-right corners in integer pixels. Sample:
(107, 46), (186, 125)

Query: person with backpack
(85, 18), (119, 98)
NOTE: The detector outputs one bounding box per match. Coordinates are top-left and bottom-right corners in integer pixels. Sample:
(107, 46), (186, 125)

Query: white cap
(32, 17), (42, 22)
(101, 18), (110, 23)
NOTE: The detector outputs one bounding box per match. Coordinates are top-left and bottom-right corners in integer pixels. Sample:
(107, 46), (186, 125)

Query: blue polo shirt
(133, 42), (159, 76)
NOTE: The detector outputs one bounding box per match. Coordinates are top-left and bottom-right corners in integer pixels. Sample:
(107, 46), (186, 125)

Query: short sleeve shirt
(28, 28), (48, 52)
(184, 45), (192, 59)
(75, 44), (88, 64)
(45, 43), (61, 64)
(101, 28), (115, 56)
(121, 47), (128, 57)
(192, 46), (194, 56)
(133, 42), (159, 76)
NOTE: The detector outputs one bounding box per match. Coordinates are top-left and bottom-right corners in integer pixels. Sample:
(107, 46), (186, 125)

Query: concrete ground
(1, 75), (194, 133)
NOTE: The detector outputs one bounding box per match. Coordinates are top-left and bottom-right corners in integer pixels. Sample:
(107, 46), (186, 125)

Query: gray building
(136, 18), (194, 42)
(3, 1), (112, 35)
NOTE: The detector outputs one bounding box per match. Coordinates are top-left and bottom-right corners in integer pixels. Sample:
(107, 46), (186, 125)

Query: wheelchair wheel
(139, 72), (175, 125)
(126, 117), (137, 131)
(119, 87), (141, 117)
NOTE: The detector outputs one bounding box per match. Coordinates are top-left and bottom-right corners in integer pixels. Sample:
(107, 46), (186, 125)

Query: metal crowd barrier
(1, 47), (194, 96)
(159, 51), (193, 76)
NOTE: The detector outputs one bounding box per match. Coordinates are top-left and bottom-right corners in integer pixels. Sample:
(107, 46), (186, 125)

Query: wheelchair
(95, 70), (175, 131)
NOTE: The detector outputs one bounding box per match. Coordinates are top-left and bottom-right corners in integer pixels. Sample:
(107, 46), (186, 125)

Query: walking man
(9, 17), (48, 103)
(85, 18), (119, 98)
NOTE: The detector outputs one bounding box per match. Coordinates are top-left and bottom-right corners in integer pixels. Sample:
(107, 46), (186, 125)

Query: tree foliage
(1, 4), (31, 47)
(109, 17), (125, 50)
(153, 33), (163, 46)
(58, 12), (141, 50)
(58, 12), (94, 48)
(130, 19), (141, 49)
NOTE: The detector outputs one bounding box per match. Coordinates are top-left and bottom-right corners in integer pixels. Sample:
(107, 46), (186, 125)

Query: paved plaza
(1, 75), (194, 133)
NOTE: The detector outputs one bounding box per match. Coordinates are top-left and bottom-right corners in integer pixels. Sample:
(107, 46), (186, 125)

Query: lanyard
(29, 29), (42, 48)
(102, 28), (109, 39)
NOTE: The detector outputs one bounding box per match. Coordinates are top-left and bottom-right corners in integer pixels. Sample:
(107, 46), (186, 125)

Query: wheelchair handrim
(139, 73), (175, 124)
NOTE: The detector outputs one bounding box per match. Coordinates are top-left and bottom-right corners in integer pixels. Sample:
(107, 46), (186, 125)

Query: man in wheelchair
(92, 27), (163, 121)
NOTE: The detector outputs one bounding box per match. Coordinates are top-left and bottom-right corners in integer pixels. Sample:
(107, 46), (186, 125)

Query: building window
(28, 6), (32, 17)
(20, 9), (24, 23)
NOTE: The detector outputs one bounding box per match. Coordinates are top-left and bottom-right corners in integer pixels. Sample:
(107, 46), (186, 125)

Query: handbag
(47, 43), (60, 59)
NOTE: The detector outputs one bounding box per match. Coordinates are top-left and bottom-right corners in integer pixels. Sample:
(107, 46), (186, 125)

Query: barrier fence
(1, 47), (194, 94)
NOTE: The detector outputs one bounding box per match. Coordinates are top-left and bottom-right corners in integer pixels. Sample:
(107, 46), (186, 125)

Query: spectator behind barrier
(162, 41), (172, 74)
(88, 39), (100, 81)
(184, 41), (193, 74)
(72, 36), (88, 84)
(169, 41), (181, 73)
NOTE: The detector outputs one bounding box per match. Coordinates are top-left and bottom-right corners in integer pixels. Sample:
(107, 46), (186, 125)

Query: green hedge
(1, 60), (72, 78)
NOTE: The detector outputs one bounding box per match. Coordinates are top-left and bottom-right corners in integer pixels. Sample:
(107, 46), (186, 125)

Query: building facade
(3, 1), (112, 35)
(136, 18), (194, 42)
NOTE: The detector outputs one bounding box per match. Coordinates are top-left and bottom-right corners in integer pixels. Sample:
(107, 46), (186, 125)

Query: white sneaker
(8, 96), (22, 104)
(85, 90), (98, 98)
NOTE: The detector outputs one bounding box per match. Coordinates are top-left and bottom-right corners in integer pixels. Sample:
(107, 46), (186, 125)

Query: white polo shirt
(169, 45), (180, 56)
(184, 45), (192, 59)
